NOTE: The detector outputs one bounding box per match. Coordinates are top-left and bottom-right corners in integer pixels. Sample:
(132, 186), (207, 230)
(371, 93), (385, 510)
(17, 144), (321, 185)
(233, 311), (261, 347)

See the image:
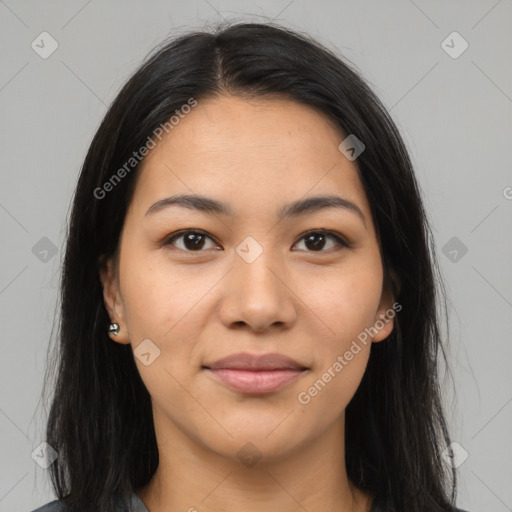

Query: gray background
(1, 1), (511, 511)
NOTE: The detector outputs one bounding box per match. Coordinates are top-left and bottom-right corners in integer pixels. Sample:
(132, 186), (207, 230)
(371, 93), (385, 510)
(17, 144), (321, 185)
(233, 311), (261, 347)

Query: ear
(371, 268), (401, 343)
(98, 256), (130, 344)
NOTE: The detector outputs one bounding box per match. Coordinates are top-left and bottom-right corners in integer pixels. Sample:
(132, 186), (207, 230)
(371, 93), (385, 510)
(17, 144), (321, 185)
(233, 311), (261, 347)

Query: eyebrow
(145, 193), (366, 228)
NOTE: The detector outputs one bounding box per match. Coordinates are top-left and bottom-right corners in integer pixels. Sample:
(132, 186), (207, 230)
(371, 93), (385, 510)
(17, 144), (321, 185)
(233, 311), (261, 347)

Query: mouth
(202, 352), (309, 395)
(202, 367), (308, 395)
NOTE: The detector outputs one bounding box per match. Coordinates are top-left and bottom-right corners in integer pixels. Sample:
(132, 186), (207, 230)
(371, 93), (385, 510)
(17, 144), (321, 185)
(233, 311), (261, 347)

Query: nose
(218, 248), (297, 333)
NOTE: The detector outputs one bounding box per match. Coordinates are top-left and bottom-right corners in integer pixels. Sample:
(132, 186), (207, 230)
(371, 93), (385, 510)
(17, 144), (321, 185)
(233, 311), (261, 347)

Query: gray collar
(127, 492), (150, 512)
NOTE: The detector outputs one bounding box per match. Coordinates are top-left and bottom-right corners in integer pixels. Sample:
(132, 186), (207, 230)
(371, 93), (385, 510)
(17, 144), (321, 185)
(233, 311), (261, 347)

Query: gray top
(30, 492), (149, 512)
(30, 494), (469, 512)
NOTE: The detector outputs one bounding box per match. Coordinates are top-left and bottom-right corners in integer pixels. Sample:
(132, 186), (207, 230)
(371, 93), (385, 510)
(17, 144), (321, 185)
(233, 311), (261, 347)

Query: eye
(163, 229), (350, 253)
(292, 230), (350, 252)
(163, 230), (220, 252)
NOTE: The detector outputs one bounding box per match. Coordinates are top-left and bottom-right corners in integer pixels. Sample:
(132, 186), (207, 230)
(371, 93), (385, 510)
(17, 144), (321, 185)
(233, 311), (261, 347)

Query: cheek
(296, 346), (370, 436)
(297, 257), (382, 405)
(305, 261), (383, 342)
(296, 270), (377, 420)
(119, 251), (207, 341)
(119, 253), (211, 389)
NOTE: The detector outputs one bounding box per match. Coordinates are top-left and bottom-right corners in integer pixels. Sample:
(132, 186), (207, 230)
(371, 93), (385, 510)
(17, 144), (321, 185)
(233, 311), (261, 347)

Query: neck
(136, 409), (372, 512)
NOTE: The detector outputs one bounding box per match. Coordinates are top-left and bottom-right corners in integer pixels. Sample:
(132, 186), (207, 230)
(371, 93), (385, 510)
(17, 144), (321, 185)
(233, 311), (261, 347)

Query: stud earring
(108, 322), (120, 336)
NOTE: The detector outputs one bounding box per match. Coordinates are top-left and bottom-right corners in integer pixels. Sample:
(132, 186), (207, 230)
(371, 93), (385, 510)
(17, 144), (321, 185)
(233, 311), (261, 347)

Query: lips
(203, 352), (308, 394)
(204, 352), (307, 371)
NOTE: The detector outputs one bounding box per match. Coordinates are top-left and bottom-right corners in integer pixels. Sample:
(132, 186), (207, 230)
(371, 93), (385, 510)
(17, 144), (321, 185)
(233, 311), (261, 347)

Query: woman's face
(100, 94), (396, 462)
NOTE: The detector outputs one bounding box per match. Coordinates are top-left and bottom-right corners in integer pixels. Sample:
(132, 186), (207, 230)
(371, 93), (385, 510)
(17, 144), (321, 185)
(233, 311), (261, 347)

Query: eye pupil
(184, 232), (205, 250)
(305, 233), (326, 251)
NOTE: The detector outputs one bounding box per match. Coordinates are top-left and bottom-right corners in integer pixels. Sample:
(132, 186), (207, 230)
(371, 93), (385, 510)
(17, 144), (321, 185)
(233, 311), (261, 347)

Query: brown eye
(163, 229), (350, 254)
(293, 231), (350, 252)
(163, 230), (219, 252)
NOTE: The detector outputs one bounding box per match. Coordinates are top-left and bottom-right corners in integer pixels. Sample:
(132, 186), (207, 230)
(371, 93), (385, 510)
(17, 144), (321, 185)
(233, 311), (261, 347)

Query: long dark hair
(38, 20), (459, 512)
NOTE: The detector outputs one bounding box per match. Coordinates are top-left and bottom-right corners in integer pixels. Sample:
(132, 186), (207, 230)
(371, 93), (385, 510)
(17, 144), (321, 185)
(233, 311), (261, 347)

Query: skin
(99, 94), (399, 512)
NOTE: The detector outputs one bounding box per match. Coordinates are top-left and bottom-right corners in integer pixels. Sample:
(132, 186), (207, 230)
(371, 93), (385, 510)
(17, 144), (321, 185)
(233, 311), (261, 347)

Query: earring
(108, 322), (120, 336)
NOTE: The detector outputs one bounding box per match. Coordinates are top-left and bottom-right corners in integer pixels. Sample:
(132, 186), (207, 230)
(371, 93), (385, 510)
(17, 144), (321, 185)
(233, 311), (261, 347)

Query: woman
(32, 21), (469, 512)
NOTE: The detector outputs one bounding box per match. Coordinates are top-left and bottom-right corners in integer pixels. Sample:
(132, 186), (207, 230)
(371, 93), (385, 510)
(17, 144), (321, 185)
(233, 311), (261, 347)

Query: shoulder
(29, 500), (64, 512)
(29, 493), (147, 512)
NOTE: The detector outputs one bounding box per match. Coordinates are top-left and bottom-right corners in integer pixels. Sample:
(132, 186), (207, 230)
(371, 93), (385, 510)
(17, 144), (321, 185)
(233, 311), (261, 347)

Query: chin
(206, 433), (302, 466)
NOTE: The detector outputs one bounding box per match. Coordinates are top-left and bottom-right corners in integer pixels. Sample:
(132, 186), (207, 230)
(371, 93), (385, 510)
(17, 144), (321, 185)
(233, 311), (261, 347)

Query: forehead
(128, 95), (372, 223)
(146, 94), (344, 157)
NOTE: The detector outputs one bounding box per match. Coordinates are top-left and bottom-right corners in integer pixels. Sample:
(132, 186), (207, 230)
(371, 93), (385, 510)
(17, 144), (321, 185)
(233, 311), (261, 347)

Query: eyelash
(162, 229), (351, 253)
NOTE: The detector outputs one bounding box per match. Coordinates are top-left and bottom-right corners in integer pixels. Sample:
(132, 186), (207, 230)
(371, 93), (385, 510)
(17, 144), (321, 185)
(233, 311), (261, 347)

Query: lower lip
(205, 368), (305, 394)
